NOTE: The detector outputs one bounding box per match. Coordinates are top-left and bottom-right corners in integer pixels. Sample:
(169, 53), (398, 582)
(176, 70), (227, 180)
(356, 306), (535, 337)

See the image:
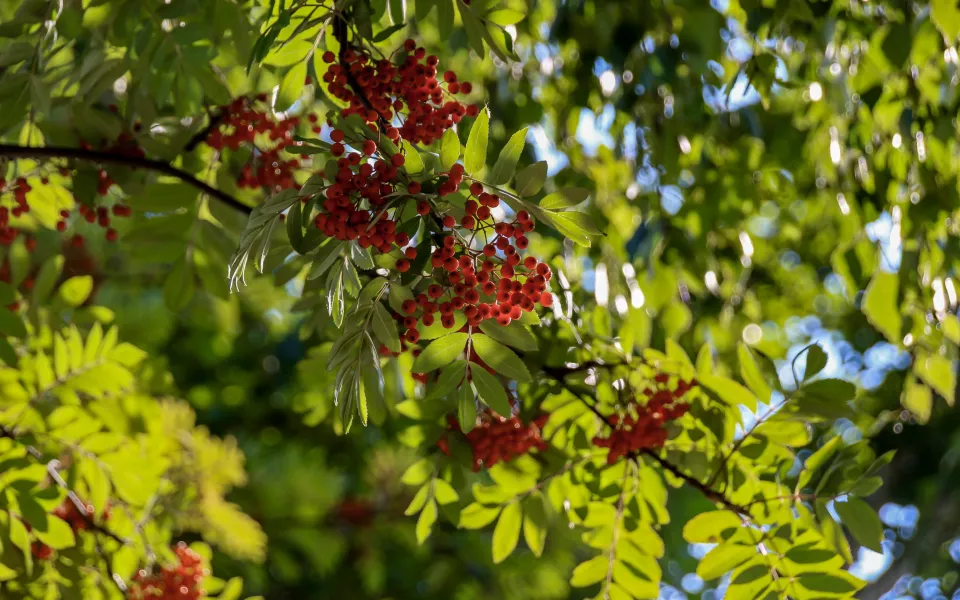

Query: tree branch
(182, 108), (225, 153)
(537, 363), (752, 516)
(0, 425), (130, 546)
(0, 144), (253, 215)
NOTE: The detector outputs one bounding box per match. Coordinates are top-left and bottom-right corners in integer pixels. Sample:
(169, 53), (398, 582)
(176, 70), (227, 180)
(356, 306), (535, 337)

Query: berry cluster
(204, 96), (311, 192)
(128, 543), (208, 600)
(52, 498), (111, 531)
(397, 196), (553, 343)
(27, 498), (111, 560)
(313, 36), (554, 347)
(593, 375), (695, 464)
(57, 202), (131, 245)
(314, 138), (410, 252)
(438, 412), (549, 471)
(321, 39), (478, 144)
(0, 177), (33, 246)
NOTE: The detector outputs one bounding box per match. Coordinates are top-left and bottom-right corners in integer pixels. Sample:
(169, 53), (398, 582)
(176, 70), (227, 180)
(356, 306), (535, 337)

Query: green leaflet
(411, 333), (468, 372)
(464, 106), (489, 175)
(492, 501), (521, 563)
(489, 127), (528, 185)
(471, 334), (531, 382)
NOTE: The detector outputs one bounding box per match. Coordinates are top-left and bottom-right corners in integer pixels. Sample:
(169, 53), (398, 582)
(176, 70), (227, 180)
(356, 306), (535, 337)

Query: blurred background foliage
(5, 0), (960, 597)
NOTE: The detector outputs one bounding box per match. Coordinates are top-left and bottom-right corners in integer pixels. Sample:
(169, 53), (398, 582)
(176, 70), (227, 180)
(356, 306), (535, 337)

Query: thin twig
(0, 144), (253, 214)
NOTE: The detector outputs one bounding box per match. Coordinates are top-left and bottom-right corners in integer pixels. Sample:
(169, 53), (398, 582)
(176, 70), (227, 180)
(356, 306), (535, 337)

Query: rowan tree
(0, 0), (957, 598)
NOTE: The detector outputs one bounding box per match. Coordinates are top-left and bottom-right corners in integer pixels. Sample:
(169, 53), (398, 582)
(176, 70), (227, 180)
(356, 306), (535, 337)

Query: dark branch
(636, 449), (748, 515)
(0, 144), (253, 215)
(0, 426), (130, 545)
(537, 362), (751, 516)
(183, 108), (225, 153)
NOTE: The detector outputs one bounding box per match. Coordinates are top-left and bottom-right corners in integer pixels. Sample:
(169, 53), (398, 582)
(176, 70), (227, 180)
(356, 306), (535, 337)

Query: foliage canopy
(0, 0), (958, 598)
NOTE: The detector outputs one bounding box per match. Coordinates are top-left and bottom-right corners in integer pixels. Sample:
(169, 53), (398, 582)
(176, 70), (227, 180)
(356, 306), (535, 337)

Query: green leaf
(522, 493), (548, 557)
(570, 555), (608, 587)
(411, 333), (468, 372)
(464, 106), (489, 175)
(405, 484), (430, 516)
(434, 479), (459, 504)
(402, 140), (424, 174)
(373, 23), (406, 42)
(163, 258), (195, 311)
(459, 503), (500, 529)
(816, 501), (854, 564)
(797, 572), (864, 595)
(540, 188), (589, 211)
(34, 517), (75, 550)
(470, 366), (510, 416)
(492, 501), (522, 564)
(389, 0), (406, 25)
(471, 334), (531, 382)
(0, 308), (26, 339)
(784, 546), (839, 564)
(416, 501), (438, 545)
(489, 127), (528, 185)
(440, 127), (460, 171)
(485, 8), (525, 26)
(801, 378), (856, 402)
(478, 319), (538, 352)
(834, 497), (883, 553)
(700, 374), (758, 412)
(932, 0), (960, 41)
(32, 255), (64, 305)
(682, 511), (742, 543)
(286, 200), (304, 253)
(458, 1), (486, 58)
(542, 211), (598, 247)
(696, 544), (757, 580)
(862, 271), (900, 343)
(371, 303), (401, 354)
(803, 344), (828, 380)
(436, 0), (454, 38)
(850, 476), (884, 496)
(402, 459), (433, 486)
(418, 311), (466, 339)
(914, 351), (956, 406)
(218, 578), (244, 600)
(738, 344), (772, 403)
(307, 241), (345, 280)
(458, 382), (477, 432)
(0, 282), (15, 304)
(514, 161), (547, 197)
(901, 376), (933, 423)
(58, 275), (95, 307)
(797, 435), (842, 490)
(276, 61), (307, 112)
(0, 337), (17, 366)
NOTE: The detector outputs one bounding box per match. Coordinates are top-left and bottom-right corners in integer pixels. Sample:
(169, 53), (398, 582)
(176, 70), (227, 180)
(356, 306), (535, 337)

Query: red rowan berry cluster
(52, 498), (111, 532)
(28, 498), (113, 560)
(56, 202), (131, 245)
(204, 95), (314, 192)
(321, 39), (478, 144)
(593, 375), (696, 464)
(128, 543), (208, 600)
(397, 203), (553, 343)
(437, 412), (549, 471)
(313, 139), (410, 252)
(0, 177), (32, 246)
